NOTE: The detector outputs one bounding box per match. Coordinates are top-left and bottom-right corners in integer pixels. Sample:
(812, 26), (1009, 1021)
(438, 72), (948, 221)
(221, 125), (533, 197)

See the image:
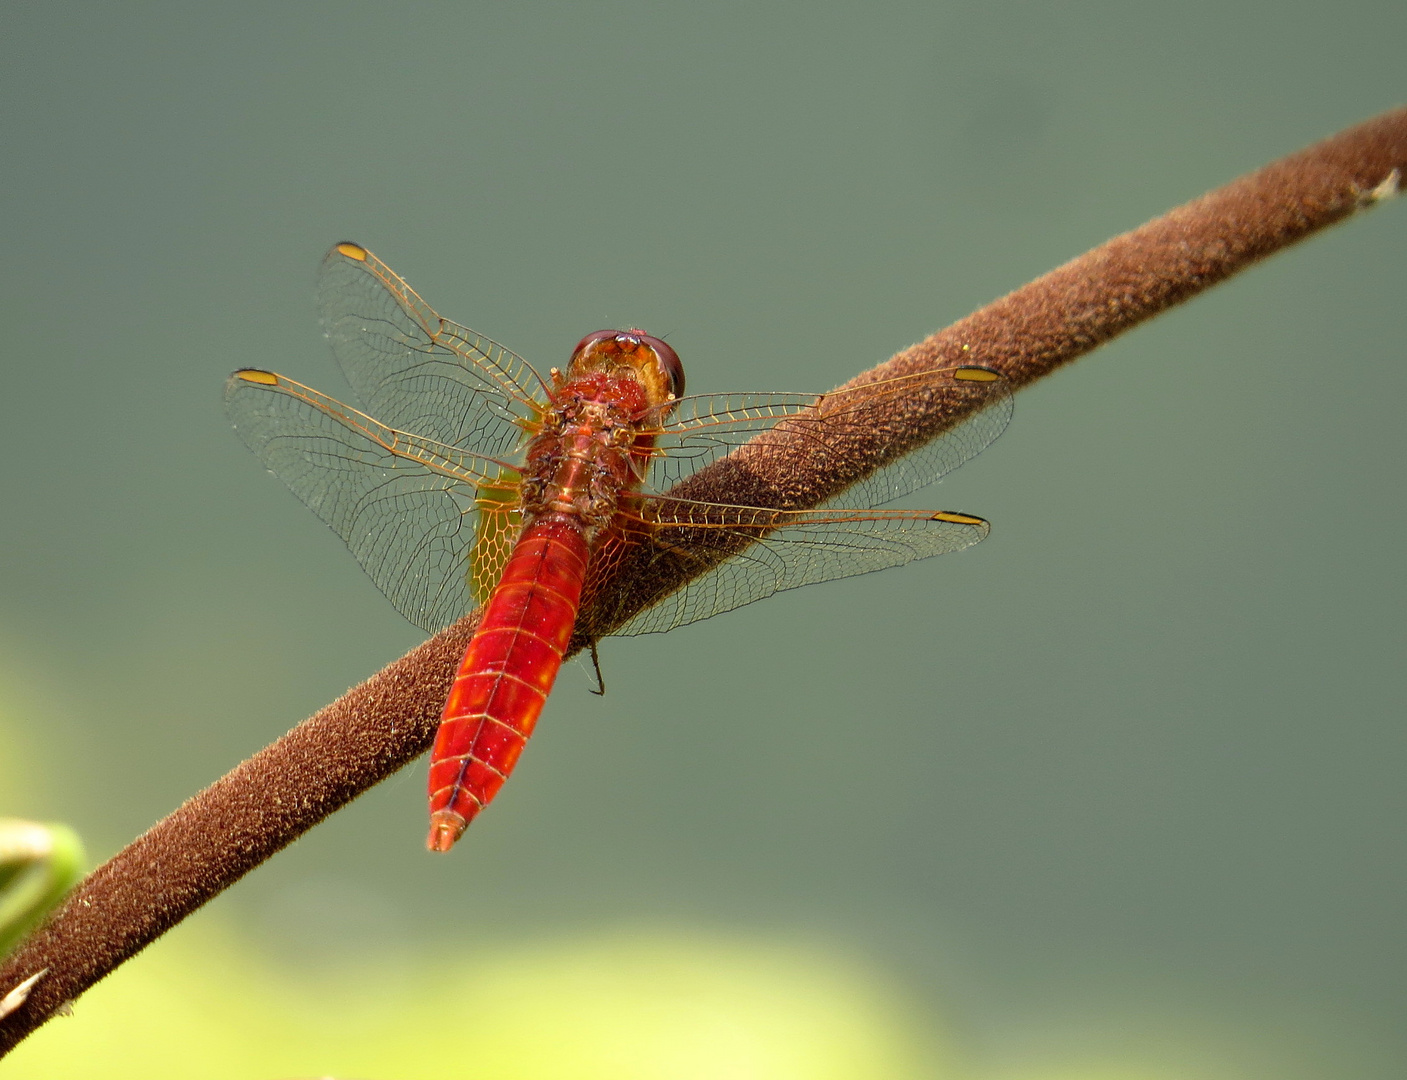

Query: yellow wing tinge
(469, 469), (524, 603)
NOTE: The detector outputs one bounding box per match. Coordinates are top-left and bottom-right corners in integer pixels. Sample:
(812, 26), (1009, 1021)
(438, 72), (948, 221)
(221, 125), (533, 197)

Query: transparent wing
(317, 242), (551, 458)
(224, 368), (521, 633)
(579, 497), (990, 639)
(646, 366), (1012, 509)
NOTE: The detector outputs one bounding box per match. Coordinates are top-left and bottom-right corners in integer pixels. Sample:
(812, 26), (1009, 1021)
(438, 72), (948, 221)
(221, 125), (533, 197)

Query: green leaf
(0, 819), (85, 958)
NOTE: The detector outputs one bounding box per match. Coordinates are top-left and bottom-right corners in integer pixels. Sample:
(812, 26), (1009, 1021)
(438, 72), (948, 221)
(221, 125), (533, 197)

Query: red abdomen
(426, 515), (589, 851)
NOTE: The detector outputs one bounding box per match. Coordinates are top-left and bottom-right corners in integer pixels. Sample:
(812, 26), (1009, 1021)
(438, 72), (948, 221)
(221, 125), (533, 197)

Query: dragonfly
(225, 242), (1013, 852)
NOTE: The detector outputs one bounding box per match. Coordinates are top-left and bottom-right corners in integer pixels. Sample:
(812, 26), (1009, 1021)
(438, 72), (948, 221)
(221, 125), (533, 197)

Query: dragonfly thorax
(519, 386), (645, 544)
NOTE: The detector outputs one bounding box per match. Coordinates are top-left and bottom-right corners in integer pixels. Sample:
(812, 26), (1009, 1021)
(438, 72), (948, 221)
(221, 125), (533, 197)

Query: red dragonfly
(226, 242), (1011, 852)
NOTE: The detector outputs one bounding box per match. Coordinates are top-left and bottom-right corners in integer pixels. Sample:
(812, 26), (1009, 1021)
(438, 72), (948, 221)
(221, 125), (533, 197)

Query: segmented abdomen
(426, 515), (589, 851)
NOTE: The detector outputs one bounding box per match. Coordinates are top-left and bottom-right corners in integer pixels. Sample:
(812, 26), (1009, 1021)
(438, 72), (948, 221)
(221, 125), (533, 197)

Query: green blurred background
(2, 1), (1404, 1076)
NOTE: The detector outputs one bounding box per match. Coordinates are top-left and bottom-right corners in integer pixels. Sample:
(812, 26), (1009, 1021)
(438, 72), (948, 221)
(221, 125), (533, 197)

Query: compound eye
(637, 332), (684, 399)
(570, 329), (620, 360)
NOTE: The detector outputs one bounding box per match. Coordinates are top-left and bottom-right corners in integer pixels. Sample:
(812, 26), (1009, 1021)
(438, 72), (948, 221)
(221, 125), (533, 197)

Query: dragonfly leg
(588, 641), (606, 696)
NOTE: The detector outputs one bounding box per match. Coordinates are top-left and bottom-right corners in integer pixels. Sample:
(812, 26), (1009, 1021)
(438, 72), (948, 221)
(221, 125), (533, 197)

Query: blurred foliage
(0, 913), (1244, 1079)
(4, 920), (946, 1080)
(0, 818), (85, 957)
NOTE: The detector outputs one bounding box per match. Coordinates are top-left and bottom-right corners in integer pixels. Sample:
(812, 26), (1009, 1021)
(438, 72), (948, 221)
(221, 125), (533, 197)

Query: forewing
(647, 367), (1012, 508)
(225, 369), (519, 632)
(581, 497), (989, 638)
(317, 242), (550, 457)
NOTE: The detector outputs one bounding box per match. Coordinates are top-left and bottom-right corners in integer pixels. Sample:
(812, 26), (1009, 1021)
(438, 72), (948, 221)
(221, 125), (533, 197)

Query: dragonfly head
(567, 329), (684, 411)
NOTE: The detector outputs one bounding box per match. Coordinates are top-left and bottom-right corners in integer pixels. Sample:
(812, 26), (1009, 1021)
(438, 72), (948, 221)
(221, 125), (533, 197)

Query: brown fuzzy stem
(1, 107), (1403, 1055)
